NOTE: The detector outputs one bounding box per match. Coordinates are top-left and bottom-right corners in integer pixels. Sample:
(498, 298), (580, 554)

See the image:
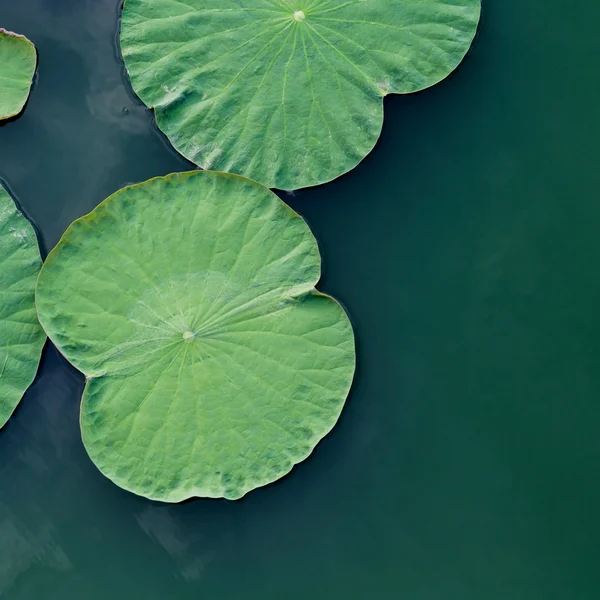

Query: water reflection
(0, 502), (71, 594)
(0, 0), (192, 251)
(136, 506), (211, 582)
(0, 347), (81, 595)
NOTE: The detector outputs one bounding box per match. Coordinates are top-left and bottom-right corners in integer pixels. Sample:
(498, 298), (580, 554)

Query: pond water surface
(0, 1), (599, 598)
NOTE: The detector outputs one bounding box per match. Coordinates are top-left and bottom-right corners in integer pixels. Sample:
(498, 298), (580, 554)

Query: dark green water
(1, 1), (599, 597)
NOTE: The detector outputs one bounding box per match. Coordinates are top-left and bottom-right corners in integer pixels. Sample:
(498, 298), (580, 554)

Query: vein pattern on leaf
(0, 184), (45, 428)
(35, 171), (355, 501)
(121, 0), (480, 189)
(0, 29), (37, 120)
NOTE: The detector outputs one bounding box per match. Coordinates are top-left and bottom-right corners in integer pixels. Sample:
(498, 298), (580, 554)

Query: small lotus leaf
(0, 29), (36, 120)
(121, 0), (480, 189)
(36, 171), (355, 501)
(0, 184), (45, 428)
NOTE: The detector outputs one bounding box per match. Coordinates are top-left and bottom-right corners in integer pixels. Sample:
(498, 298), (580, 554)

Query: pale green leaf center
(182, 330), (196, 343)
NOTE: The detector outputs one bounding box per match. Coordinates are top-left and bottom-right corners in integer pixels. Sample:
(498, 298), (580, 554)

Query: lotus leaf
(121, 0), (480, 190)
(0, 29), (36, 120)
(0, 184), (45, 428)
(36, 171), (355, 501)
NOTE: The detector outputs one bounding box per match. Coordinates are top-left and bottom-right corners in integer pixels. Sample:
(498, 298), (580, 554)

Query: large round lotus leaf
(0, 29), (36, 120)
(0, 184), (45, 428)
(36, 171), (355, 501)
(121, 0), (480, 190)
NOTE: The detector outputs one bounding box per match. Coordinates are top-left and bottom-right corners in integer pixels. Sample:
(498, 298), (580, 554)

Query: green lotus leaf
(121, 0), (480, 190)
(36, 171), (355, 501)
(0, 183), (45, 428)
(0, 29), (36, 120)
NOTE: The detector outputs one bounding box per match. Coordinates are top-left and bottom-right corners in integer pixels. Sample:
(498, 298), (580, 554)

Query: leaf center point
(183, 331), (196, 343)
(293, 10), (305, 22)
